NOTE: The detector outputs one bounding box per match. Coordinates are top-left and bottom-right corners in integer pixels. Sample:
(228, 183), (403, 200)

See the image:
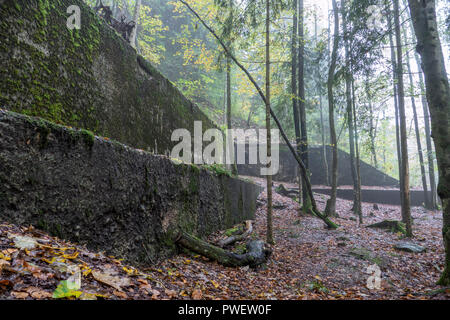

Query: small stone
(394, 242), (426, 253)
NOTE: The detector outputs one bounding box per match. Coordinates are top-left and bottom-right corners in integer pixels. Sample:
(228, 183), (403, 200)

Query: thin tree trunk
(129, 0), (141, 49)
(416, 53), (438, 209)
(387, 6), (404, 209)
(366, 80), (378, 168)
(291, 0), (303, 210)
(298, 0), (310, 211)
(265, 0), (274, 244)
(179, 0), (338, 229)
(342, 0), (359, 216)
(407, 0), (450, 286)
(393, 0), (412, 237)
(314, 10), (329, 187)
(226, 56), (238, 175)
(402, 24), (430, 208)
(352, 78), (363, 223)
(225, 1), (237, 176)
(325, 0), (340, 217)
(402, 0), (438, 210)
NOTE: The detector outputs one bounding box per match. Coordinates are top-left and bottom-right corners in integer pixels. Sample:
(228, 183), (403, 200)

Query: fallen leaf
(25, 287), (53, 299)
(191, 289), (202, 300)
(92, 270), (130, 291)
(113, 290), (128, 299)
(11, 291), (29, 299)
(52, 280), (82, 299)
(165, 288), (177, 298)
(9, 234), (37, 250)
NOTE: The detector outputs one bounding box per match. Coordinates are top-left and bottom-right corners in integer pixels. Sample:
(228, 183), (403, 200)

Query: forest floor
(0, 176), (449, 300)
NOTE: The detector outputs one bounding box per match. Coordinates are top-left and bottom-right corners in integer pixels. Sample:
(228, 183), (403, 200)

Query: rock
(367, 220), (406, 235)
(273, 203), (287, 210)
(348, 247), (388, 268)
(394, 242), (426, 253)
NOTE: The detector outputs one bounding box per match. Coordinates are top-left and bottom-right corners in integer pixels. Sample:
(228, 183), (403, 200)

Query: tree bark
(416, 52), (438, 209)
(129, 0), (141, 49)
(342, 0), (359, 217)
(176, 231), (271, 268)
(365, 80), (378, 169)
(351, 78), (363, 222)
(265, 0), (274, 244)
(291, 0), (303, 209)
(315, 11), (330, 187)
(298, 0), (310, 210)
(218, 221), (253, 248)
(402, 24), (430, 209)
(393, 0), (412, 237)
(403, 0), (438, 210)
(407, 0), (450, 286)
(325, 0), (340, 217)
(387, 9), (404, 208)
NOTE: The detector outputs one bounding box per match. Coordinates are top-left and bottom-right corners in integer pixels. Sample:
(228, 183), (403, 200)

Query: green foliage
(52, 280), (82, 299)
(203, 164), (232, 177)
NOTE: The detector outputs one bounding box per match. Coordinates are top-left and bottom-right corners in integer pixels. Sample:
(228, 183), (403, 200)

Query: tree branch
(178, 0), (338, 229)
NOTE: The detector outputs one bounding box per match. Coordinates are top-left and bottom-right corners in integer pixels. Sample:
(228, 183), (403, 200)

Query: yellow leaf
(63, 252), (79, 260)
(210, 280), (219, 289)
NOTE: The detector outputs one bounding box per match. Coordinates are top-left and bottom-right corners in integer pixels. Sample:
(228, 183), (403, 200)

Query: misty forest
(0, 0), (449, 300)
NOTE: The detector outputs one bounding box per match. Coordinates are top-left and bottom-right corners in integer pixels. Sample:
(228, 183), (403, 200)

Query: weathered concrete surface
(311, 187), (431, 207)
(0, 110), (262, 265)
(237, 144), (399, 187)
(0, 0), (215, 154)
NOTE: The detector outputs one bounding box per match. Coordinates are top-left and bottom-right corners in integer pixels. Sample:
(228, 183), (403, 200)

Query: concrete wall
(0, 0), (215, 154)
(0, 110), (262, 265)
(237, 144), (399, 187)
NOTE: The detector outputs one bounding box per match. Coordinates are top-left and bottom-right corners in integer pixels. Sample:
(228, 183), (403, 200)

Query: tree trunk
(226, 55), (238, 175)
(365, 79), (378, 169)
(265, 0), (274, 244)
(314, 10), (329, 187)
(218, 221), (253, 248)
(416, 52), (438, 210)
(129, 0), (141, 49)
(175, 231), (271, 268)
(352, 78), (363, 222)
(298, 0), (310, 211)
(403, 0), (438, 210)
(342, 0), (359, 217)
(179, 0), (338, 230)
(325, 0), (340, 217)
(402, 24), (430, 209)
(393, 0), (412, 237)
(407, 0), (450, 286)
(387, 10), (404, 208)
(291, 0), (303, 209)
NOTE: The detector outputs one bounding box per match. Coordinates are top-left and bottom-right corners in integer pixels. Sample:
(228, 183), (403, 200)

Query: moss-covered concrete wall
(0, 0), (215, 153)
(0, 110), (261, 265)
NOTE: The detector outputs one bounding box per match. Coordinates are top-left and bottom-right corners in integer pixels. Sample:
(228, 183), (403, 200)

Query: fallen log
(175, 231), (271, 268)
(218, 221), (253, 248)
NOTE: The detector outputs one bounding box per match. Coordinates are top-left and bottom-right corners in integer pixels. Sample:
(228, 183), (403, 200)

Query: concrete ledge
(0, 110), (262, 265)
(312, 187), (431, 207)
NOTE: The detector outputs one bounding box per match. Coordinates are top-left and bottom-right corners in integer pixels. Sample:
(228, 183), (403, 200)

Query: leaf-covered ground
(0, 177), (449, 300)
